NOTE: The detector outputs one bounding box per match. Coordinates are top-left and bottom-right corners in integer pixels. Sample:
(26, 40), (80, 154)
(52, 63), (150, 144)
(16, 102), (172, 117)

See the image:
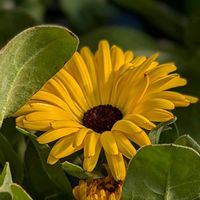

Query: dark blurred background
(0, 0), (199, 142)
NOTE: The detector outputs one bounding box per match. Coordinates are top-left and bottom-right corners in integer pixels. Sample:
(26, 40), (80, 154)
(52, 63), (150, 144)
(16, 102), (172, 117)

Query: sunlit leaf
(11, 184), (32, 200)
(0, 25), (78, 127)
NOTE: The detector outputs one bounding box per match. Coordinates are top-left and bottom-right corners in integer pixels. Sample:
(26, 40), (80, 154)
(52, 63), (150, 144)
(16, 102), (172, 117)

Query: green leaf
(0, 25), (78, 127)
(185, 14), (200, 48)
(0, 118), (26, 165)
(0, 163), (12, 193)
(11, 184), (32, 200)
(80, 26), (158, 52)
(0, 133), (23, 184)
(0, 163), (33, 199)
(175, 135), (200, 154)
(18, 128), (73, 199)
(149, 117), (178, 144)
(121, 144), (200, 200)
(18, 0), (52, 22)
(62, 161), (104, 179)
(0, 192), (12, 200)
(0, 9), (36, 47)
(113, 0), (184, 41)
(24, 142), (62, 199)
(59, 0), (118, 33)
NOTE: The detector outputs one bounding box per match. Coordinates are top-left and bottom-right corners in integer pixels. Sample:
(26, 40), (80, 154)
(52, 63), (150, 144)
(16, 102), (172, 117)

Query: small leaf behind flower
(175, 134), (200, 154)
(0, 25), (78, 127)
(149, 117), (178, 144)
(62, 161), (104, 179)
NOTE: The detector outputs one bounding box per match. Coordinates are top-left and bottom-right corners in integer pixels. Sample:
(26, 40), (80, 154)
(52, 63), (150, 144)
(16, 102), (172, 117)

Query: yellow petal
(124, 50), (134, 63)
(50, 120), (82, 129)
(142, 108), (174, 122)
(111, 45), (124, 72)
(25, 110), (70, 121)
(37, 127), (79, 144)
(56, 69), (89, 111)
(109, 193), (117, 200)
(131, 53), (159, 79)
(84, 132), (100, 157)
(95, 40), (113, 104)
(184, 95), (198, 103)
(131, 56), (146, 67)
(83, 141), (102, 172)
(113, 131), (136, 159)
(32, 91), (70, 112)
(112, 119), (141, 133)
(80, 47), (101, 105)
(137, 98), (175, 113)
(45, 78), (83, 118)
(73, 128), (91, 147)
(73, 181), (87, 200)
(125, 74), (150, 112)
(105, 153), (126, 181)
(50, 134), (83, 159)
(124, 114), (156, 130)
(16, 116), (24, 127)
(148, 91), (190, 107)
(22, 119), (50, 131)
(14, 104), (31, 116)
(100, 131), (118, 155)
(68, 52), (95, 107)
(149, 74), (187, 92)
(112, 120), (151, 146)
(47, 154), (59, 165)
(148, 63), (177, 82)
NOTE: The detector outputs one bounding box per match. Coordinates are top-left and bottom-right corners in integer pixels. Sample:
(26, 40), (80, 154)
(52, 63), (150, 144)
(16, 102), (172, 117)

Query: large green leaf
(0, 25), (78, 127)
(0, 118), (26, 164)
(59, 0), (118, 33)
(24, 143), (61, 199)
(0, 9), (36, 47)
(121, 144), (200, 200)
(113, 0), (184, 41)
(18, 128), (73, 199)
(80, 26), (158, 52)
(0, 133), (23, 184)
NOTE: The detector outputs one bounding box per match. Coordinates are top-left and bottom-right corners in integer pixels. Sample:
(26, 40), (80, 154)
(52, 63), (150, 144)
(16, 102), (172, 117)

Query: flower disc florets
(82, 105), (123, 133)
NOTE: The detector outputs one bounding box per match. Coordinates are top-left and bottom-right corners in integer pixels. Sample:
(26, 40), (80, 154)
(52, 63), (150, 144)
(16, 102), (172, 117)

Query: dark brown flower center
(82, 105), (123, 133)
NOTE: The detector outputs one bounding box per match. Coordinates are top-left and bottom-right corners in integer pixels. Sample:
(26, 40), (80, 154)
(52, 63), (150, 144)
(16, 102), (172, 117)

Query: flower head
(73, 176), (122, 200)
(15, 40), (198, 180)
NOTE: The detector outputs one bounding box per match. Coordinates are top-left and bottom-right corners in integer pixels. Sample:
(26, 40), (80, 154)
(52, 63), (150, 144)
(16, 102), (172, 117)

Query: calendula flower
(15, 40), (198, 181)
(73, 176), (122, 200)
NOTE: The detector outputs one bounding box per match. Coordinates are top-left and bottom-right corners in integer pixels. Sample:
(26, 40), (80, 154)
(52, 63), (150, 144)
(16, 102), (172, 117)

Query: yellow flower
(15, 40), (198, 181)
(73, 176), (122, 200)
